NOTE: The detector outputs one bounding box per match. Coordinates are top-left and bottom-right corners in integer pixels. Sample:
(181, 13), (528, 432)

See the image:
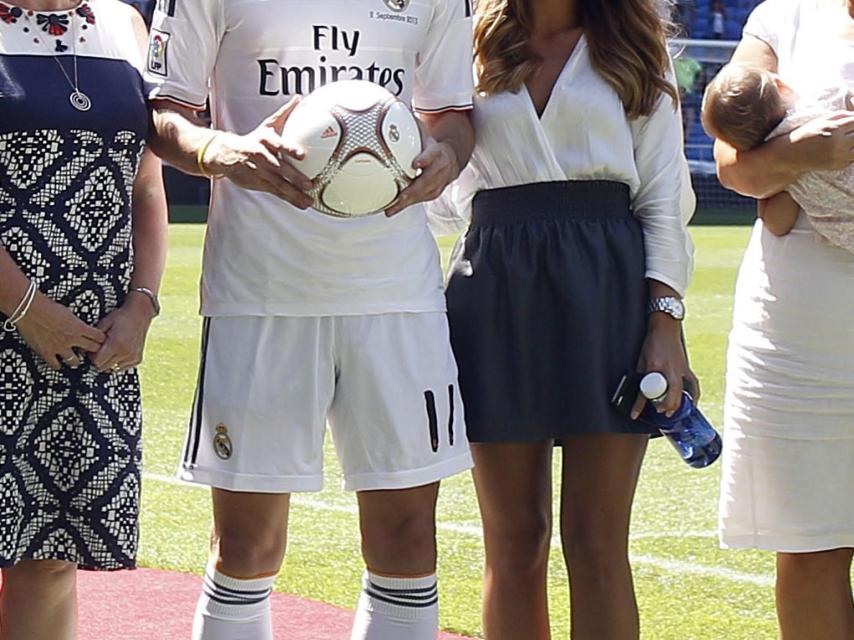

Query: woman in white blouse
(431, 0), (696, 637)
(712, 0), (854, 637)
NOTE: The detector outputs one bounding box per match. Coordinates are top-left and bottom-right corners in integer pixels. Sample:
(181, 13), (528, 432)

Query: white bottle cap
(640, 372), (669, 401)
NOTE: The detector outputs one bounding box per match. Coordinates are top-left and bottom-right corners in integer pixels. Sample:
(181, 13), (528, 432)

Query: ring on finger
(63, 354), (81, 368)
(111, 363), (122, 373)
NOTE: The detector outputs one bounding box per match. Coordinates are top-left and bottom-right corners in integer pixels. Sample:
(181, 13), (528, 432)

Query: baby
(702, 63), (854, 252)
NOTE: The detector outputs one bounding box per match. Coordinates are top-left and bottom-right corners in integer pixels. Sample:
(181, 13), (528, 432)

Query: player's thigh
(329, 312), (472, 492)
(559, 433), (649, 548)
(357, 483), (440, 538)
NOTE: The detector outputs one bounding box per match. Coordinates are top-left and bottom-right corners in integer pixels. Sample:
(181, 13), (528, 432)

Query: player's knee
(214, 525), (287, 577)
(486, 512), (551, 577)
(363, 511), (436, 567)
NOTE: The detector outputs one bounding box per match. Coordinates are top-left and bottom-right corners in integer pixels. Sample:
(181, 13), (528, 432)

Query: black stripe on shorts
(184, 317), (212, 466)
(424, 390), (439, 452)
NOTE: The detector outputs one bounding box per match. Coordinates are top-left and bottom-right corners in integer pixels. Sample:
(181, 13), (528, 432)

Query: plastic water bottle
(640, 372), (722, 468)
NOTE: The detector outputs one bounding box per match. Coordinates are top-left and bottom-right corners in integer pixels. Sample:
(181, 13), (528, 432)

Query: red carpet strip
(76, 568), (474, 640)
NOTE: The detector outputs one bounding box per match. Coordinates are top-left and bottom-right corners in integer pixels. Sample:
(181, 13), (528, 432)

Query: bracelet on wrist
(128, 287), (160, 317)
(3, 279), (37, 332)
(197, 134), (224, 180)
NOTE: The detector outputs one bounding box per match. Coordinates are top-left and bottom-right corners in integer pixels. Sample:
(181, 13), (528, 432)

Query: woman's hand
(631, 314), (700, 420)
(204, 99), (315, 208)
(88, 294), (157, 373)
(385, 109), (473, 217)
(14, 294), (106, 370)
(788, 111), (854, 172)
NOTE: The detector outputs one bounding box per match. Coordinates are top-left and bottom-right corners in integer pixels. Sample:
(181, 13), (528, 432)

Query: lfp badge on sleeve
(147, 29), (171, 77)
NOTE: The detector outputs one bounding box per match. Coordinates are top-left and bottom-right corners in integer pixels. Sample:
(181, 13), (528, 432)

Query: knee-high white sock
(350, 571), (439, 640)
(192, 562), (275, 640)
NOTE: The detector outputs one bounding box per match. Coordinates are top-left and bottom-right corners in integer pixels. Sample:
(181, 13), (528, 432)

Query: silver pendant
(70, 90), (92, 112)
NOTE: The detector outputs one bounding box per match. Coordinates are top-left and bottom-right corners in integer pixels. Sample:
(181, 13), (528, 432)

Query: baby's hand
(758, 191), (800, 236)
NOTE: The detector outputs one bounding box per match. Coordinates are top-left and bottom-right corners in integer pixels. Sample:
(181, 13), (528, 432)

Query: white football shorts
(179, 313), (472, 492)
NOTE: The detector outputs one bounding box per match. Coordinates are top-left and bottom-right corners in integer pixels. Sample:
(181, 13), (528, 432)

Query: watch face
(650, 297), (685, 320)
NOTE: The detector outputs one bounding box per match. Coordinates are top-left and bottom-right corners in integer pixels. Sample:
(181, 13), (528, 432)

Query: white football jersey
(146, 0), (474, 316)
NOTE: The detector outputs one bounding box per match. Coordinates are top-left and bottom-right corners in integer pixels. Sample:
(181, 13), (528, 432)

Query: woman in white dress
(714, 1), (854, 637)
(431, 0), (696, 637)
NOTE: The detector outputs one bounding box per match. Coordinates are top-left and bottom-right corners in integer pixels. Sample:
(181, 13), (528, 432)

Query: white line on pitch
(142, 472), (769, 587)
(631, 555), (773, 587)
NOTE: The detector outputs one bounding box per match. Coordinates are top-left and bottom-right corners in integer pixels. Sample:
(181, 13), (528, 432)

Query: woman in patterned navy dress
(0, 0), (167, 636)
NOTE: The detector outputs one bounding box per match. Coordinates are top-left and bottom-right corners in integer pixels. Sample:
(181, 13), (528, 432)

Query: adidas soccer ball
(281, 80), (423, 217)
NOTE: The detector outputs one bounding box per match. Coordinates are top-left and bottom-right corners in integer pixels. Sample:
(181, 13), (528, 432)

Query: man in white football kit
(144, 1), (475, 639)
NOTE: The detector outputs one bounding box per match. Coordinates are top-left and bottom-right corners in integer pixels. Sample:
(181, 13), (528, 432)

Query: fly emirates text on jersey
(257, 25), (407, 97)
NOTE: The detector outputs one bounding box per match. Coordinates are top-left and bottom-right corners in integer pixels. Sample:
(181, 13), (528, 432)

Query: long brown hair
(474, 0), (678, 119)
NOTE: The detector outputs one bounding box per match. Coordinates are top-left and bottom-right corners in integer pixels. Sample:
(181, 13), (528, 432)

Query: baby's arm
(758, 191), (800, 236)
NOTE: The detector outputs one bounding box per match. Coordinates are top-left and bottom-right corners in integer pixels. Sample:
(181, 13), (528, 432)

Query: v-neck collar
(524, 33), (586, 122)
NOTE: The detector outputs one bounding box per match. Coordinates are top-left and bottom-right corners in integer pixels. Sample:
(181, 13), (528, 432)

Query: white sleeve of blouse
(630, 77), (696, 297)
(426, 163), (481, 236)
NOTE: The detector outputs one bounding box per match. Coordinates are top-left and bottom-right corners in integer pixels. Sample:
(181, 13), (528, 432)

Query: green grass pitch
(139, 224), (783, 639)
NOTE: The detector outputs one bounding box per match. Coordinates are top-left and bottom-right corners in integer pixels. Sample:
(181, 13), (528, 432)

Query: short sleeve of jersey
(412, 0), (474, 113)
(144, 0), (225, 109)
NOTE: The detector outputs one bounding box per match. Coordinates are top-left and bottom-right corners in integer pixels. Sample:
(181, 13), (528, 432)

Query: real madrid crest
(383, 0), (410, 11)
(213, 424), (233, 460)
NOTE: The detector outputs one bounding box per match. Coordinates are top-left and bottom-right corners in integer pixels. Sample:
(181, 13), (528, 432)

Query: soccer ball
(281, 80), (423, 217)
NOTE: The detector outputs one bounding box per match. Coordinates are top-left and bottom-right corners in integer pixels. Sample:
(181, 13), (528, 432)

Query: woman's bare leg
(777, 548), (854, 640)
(560, 433), (649, 640)
(472, 441), (554, 640)
(0, 559), (77, 640)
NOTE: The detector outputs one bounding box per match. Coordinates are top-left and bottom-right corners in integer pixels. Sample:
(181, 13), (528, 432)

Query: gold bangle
(197, 134), (222, 179)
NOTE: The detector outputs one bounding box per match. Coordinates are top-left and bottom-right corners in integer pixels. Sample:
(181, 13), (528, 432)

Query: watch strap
(647, 296), (684, 320)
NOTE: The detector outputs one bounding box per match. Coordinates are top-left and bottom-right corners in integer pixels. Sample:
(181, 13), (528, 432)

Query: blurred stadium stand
(671, 0), (762, 220)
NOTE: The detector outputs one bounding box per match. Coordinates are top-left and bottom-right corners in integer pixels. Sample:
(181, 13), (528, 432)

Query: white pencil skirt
(719, 215), (854, 553)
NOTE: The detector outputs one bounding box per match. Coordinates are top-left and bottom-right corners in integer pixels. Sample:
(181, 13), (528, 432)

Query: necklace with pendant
(28, 7), (92, 112)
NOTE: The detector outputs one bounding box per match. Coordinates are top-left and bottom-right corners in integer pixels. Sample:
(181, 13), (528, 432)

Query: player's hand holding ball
(202, 98), (315, 209)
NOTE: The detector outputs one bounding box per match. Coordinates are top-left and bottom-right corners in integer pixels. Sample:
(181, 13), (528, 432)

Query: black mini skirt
(446, 180), (658, 442)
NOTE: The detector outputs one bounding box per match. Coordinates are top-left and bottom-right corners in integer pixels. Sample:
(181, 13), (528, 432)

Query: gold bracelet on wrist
(197, 134), (224, 179)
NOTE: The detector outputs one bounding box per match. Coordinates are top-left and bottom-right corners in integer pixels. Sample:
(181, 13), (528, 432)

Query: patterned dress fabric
(0, 0), (148, 570)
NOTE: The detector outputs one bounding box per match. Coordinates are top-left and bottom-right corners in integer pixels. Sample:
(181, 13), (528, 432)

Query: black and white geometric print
(0, 124), (145, 570)
(0, 128), (144, 323)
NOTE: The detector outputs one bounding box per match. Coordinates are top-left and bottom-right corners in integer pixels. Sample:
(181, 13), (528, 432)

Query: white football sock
(350, 571), (439, 640)
(192, 562), (275, 640)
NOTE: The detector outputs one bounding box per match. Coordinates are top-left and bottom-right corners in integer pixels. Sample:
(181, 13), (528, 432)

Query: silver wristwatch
(647, 296), (685, 321)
